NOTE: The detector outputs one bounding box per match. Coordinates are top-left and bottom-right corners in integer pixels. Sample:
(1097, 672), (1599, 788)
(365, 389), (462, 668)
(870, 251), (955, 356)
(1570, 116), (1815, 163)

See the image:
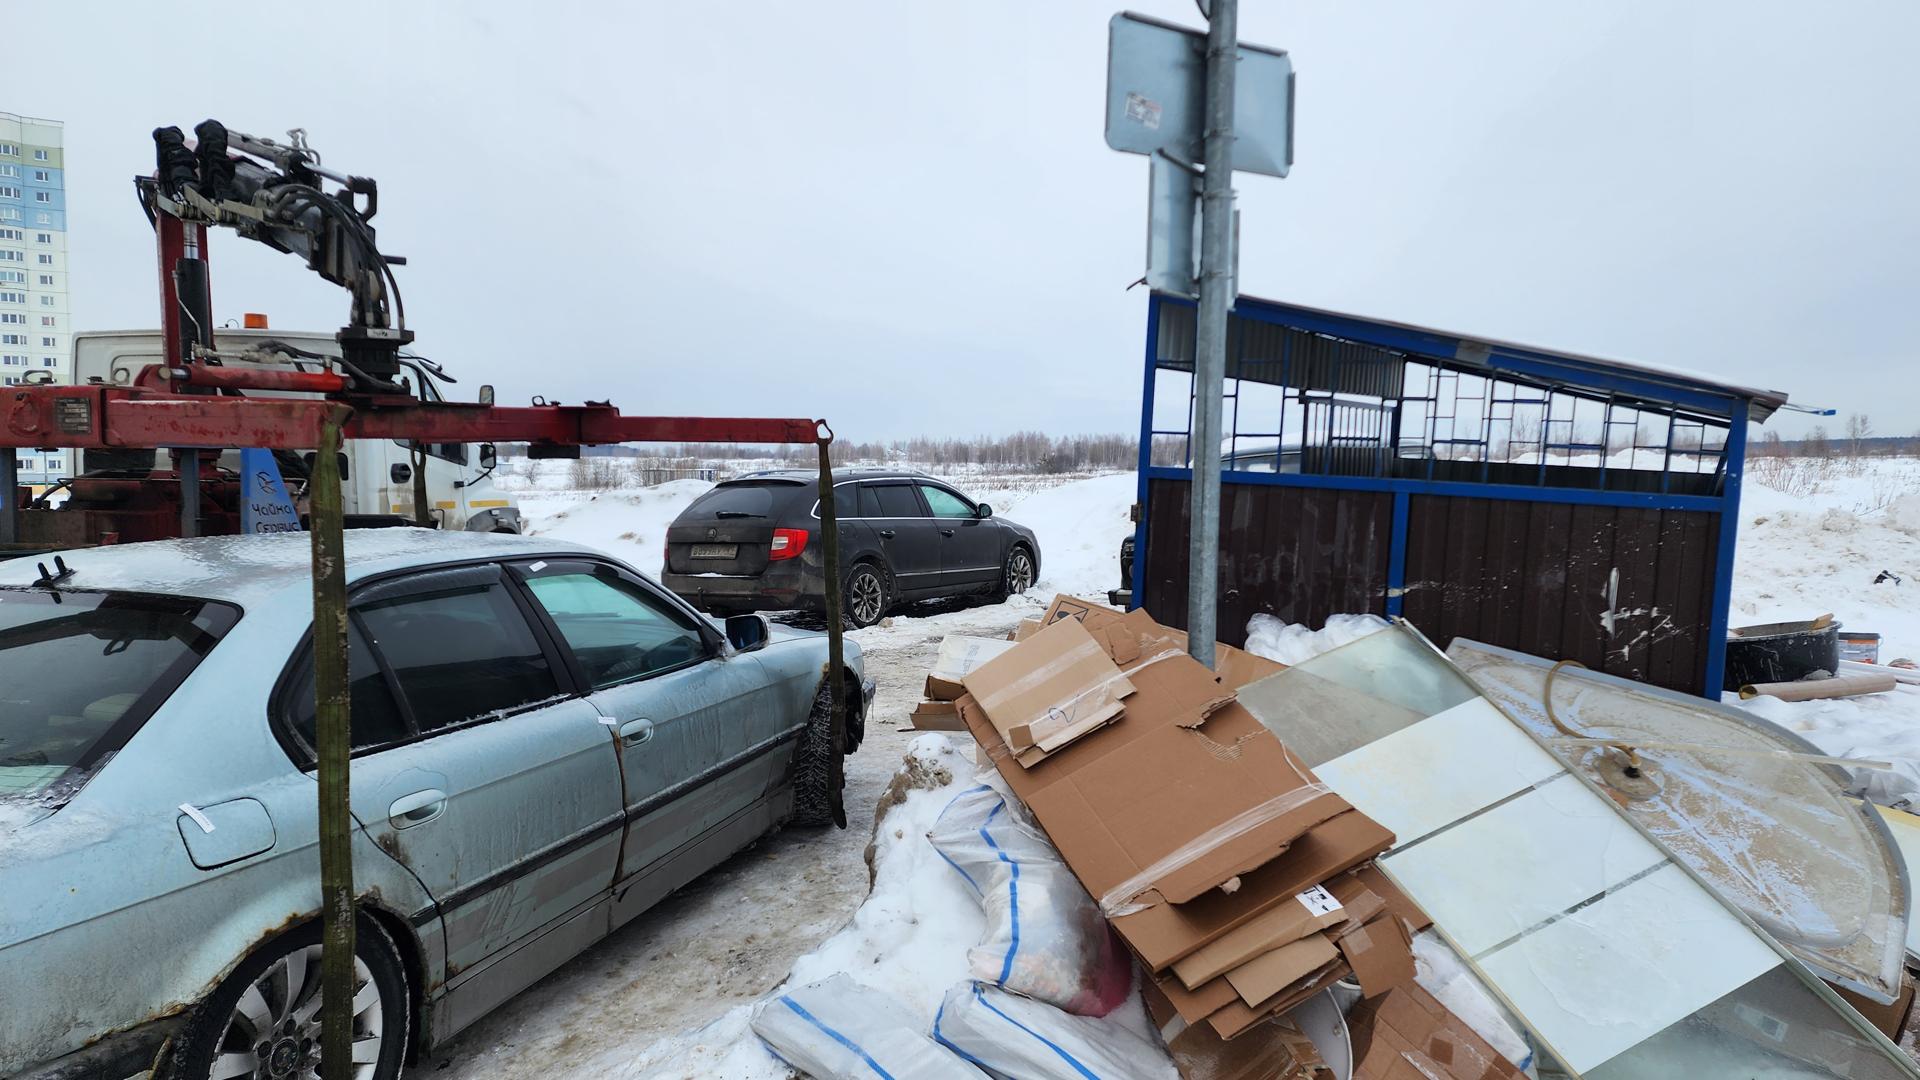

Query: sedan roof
(0, 531), (607, 611)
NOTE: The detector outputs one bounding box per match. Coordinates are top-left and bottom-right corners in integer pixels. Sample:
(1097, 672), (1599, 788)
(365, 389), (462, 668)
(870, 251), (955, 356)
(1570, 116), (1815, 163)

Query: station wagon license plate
(690, 544), (738, 559)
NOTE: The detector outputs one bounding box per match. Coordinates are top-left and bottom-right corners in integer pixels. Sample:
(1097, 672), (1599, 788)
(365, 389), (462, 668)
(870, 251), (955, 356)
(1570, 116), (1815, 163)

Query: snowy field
(413, 454), (1920, 1076)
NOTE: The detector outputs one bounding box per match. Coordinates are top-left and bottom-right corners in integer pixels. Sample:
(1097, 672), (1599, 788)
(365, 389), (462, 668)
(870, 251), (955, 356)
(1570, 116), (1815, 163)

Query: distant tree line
(499, 433), (1185, 472)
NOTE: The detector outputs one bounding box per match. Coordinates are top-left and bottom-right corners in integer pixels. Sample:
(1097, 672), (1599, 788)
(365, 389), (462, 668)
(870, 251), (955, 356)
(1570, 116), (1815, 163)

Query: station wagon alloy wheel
(847, 565), (887, 628)
(208, 948), (383, 1080)
(1005, 549), (1035, 596)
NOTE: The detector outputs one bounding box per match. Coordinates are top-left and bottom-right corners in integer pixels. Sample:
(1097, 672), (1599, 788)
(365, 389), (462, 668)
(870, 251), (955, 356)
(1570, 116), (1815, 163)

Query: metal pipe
(815, 429), (848, 830)
(308, 412), (356, 1080)
(178, 451), (200, 538)
(1187, 0), (1238, 668)
(0, 447), (16, 546)
(171, 365), (350, 394)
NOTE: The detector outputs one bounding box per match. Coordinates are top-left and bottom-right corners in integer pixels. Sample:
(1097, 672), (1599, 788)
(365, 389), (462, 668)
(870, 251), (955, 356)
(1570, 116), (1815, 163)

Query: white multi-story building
(0, 111), (70, 487)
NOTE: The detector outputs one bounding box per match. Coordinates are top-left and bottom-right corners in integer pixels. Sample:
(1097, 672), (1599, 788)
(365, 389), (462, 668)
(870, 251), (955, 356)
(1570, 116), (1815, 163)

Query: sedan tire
(996, 545), (1036, 601)
(166, 917), (410, 1080)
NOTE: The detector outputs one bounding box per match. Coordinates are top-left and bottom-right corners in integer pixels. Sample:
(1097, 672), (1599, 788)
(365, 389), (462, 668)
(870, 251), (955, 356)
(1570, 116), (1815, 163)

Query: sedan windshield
(0, 588), (238, 809)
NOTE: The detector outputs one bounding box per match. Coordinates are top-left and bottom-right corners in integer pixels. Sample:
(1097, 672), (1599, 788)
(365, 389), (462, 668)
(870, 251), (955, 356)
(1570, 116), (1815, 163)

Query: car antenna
(32, 555), (75, 590)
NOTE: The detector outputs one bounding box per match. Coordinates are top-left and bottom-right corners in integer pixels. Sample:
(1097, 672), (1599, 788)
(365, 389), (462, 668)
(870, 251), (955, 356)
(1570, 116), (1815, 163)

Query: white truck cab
(69, 327), (522, 534)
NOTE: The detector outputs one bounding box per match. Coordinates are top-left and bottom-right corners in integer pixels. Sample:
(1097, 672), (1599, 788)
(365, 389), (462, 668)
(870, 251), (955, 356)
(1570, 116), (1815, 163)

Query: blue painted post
(1131, 297), (1161, 612)
(1385, 491), (1410, 618)
(1701, 407), (1748, 698)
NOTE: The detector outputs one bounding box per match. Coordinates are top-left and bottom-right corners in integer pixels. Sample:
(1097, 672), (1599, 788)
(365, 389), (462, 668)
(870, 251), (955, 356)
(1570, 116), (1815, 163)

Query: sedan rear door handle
(619, 718), (655, 747)
(388, 789), (446, 829)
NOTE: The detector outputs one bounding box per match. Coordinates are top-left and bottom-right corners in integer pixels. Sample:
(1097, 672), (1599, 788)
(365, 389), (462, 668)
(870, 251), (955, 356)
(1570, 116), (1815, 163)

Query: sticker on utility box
(1296, 884), (1342, 917)
(1124, 91), (1162, 130)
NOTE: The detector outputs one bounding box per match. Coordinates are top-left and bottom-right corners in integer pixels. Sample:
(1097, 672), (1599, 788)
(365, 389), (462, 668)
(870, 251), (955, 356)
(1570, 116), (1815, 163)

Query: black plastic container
(1724, 619), (1841, 691)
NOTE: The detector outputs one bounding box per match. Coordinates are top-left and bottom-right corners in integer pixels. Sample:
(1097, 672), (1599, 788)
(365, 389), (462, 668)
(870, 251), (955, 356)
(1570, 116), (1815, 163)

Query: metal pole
(815, 429), (848, 830)
(1187, 0), (1237, 668)
(178, 451), (201, 538)
(0, 447), (17, 546)
(310, 412), (357, 1080)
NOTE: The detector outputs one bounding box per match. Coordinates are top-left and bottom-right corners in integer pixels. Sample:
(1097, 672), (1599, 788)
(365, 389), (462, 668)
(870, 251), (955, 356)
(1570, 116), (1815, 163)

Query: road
(406, 597), (1034, 1077)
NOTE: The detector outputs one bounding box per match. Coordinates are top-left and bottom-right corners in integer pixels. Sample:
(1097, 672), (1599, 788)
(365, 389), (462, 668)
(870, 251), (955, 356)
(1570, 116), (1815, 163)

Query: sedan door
(511, 558), (792, 927)
(335, 564), (624, 1030)
(858, 481), (942, 596)
(918, 483), (1003, 590)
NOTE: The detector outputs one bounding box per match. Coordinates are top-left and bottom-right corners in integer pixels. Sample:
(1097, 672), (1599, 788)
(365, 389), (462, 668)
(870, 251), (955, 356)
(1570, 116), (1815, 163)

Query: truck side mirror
(479, 443), (497, 469)
(479, 384), (495, 406)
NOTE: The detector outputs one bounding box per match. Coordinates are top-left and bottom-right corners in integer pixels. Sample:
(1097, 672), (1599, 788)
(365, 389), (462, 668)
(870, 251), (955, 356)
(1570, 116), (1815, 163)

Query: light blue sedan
(0, 530), (870, 1080)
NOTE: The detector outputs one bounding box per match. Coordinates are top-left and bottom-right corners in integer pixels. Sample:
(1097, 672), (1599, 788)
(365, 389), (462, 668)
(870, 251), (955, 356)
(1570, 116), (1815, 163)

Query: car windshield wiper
(712, 511), (761, 519)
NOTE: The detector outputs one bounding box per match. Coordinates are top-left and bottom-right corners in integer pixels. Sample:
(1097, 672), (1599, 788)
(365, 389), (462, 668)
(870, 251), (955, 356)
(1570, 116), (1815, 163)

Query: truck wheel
(166, 916), (410, 1080)
(843, 562), (890, 629)
(791, 677), (846, 828)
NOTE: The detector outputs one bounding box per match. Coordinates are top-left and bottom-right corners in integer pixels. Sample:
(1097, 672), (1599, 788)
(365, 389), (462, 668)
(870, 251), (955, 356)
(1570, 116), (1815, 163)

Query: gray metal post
(178, 450), (201, 538)
(0, 447), (17, 546)
(1187, 0), (1238, 667)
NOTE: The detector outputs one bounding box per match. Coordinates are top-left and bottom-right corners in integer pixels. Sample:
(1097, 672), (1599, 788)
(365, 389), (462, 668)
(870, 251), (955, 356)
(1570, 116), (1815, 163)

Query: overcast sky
(13, 2), (1916, 442)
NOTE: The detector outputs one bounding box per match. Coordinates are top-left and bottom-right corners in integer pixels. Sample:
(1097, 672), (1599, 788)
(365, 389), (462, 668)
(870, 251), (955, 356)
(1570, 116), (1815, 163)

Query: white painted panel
(1476, 863), (1781, 1071)
(1315, 697), (1563, 844)
(1381, 774), (1669, 957)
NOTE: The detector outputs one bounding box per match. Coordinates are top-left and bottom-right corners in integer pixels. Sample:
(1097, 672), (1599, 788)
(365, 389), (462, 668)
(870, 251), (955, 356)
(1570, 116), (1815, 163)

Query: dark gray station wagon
(660, 470), (1042, 628)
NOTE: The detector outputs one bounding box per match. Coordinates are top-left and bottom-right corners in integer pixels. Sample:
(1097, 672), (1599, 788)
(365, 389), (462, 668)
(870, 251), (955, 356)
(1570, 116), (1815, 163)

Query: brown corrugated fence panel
(1142, 478), (1392, 647)
(1399, 494), (1719, 694)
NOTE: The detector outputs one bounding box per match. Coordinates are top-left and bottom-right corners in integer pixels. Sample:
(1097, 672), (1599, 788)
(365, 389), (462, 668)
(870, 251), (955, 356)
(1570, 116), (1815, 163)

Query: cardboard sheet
(961, 617), (1136, 764)
(907, 700), (966, 732)
(931, 634), (1018, 680)
(1348, 981), (1528, 1080)
(1040, 595), (1287, 692)
(1339, 916), (1415, 999)
(1172, 886), (1353, 990)
(1225, 933), (1340, 1006)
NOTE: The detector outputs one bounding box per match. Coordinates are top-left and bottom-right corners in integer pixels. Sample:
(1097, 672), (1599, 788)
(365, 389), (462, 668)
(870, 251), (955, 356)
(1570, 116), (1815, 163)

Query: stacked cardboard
(907, 634), (1017, 732)
(952, 597), (1419, 1042)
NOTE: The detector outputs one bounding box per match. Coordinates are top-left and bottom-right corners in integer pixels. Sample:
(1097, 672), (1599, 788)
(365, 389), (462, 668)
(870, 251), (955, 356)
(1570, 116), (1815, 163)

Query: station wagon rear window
(683, 482), (788, 519)
(0, 588), (238, 809)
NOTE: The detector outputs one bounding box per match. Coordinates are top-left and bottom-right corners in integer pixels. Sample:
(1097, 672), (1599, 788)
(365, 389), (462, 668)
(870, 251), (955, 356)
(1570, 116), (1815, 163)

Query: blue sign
(240, 449), (303, 534)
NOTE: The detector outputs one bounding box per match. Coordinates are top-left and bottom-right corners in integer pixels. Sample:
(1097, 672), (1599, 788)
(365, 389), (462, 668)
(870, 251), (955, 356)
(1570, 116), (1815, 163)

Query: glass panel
(1451, 639), (1909, 1003)
(524, 571), (705, 688)
(1237, 626), (1479, 767)
(358, 581), (559, 731)
(1252, 625), (1918, 1079)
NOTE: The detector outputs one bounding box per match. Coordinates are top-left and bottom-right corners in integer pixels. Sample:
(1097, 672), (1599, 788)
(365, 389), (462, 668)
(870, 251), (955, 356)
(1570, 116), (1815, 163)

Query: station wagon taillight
(769, 527), (809, 561)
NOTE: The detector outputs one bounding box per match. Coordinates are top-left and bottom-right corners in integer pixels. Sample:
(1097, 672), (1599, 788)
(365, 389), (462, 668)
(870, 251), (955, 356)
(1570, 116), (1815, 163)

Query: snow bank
(606, 735), (1166, 1078)
(1243, 612), (1391, 665)
(987, 473), (1135, 597)
(518, 479), (714, 573)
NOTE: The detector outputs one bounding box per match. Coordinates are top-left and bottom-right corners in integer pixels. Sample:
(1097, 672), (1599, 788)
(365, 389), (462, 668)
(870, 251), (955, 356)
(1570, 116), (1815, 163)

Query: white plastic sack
(932, 981), (1178, 1080)
(927, 785), (1132, 1016)
(750, 974), (986, 1080)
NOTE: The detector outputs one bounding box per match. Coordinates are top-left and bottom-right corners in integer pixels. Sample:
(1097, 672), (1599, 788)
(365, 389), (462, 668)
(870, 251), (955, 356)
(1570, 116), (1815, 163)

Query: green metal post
(815, 427), (847, 830)
(310, 412), (357, 1079)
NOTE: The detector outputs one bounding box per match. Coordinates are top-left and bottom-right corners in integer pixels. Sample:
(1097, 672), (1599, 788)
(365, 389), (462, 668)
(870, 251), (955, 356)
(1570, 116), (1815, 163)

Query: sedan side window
(523, 567), (708, 688)
(918, 485), (973, 518)
(357, 580), (561, 732)
(870, 484), (926, 518)
(285, 621), (411, 755)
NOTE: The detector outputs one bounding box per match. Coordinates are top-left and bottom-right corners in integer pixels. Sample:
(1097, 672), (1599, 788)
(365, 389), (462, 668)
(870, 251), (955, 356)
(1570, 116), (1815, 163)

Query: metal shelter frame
(1132, 290), (1788, 697)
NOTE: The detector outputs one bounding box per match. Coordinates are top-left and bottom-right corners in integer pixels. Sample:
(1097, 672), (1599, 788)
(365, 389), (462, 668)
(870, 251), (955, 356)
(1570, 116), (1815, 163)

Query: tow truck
(0, 120), (855, 1079)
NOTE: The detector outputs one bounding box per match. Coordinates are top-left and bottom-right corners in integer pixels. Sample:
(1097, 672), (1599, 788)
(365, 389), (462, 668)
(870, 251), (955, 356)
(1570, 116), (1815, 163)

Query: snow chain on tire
(791, 676), (846, 827)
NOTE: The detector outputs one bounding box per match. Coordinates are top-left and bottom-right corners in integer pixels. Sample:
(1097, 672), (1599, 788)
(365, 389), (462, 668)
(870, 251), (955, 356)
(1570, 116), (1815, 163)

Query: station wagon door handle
(940, 528), (955, 537)
(619, 718), (655, 746)
(877, 529), (896, 539)
(388, 789), (447, 829)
